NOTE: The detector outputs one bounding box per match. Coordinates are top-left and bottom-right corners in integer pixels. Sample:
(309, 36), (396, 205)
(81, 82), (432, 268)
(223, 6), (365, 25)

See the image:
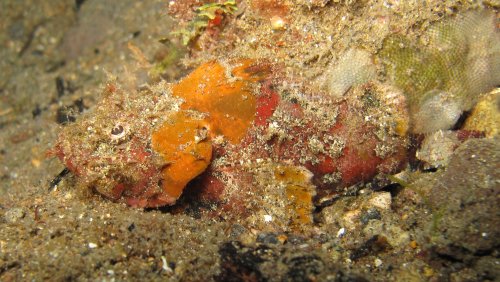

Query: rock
(367, 192), (392, 210)
(256, 232), (280, 245)
(4, 208), (26, 223)
(463, 88), (500, 138)
(416, 130), (461, 168)
(360, 208), (381, 225)
(426, 138), (500, 256)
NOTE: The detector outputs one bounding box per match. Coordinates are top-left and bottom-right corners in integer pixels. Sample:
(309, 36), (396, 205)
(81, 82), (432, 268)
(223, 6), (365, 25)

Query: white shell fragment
(416, 130), (460, 169)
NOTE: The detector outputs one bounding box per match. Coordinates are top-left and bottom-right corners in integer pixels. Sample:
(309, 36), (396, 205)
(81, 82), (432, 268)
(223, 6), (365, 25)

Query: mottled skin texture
(53, 59), (408, 213)
(192, 81), (408, 214)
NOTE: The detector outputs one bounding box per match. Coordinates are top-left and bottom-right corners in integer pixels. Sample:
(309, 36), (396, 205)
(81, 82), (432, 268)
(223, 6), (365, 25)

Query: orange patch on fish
(172, 60), (270, 144)
(152, 111), (212, 200)
(274, 165), (316, 230)
(152, 59), (273, 204)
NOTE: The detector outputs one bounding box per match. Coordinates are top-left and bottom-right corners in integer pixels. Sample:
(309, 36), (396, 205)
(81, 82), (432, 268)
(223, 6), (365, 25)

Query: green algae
(150, 41), (184, 79)
(379, 33), (466, 109)
(171, 0), (237, 46)
(378, 10), (500, 133)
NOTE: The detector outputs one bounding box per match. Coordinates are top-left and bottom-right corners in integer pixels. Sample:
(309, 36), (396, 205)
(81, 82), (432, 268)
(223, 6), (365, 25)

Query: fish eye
(111, 125), (124, 135)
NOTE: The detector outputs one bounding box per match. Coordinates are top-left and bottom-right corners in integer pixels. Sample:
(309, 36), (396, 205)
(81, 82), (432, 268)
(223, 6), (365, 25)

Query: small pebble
(409, 240), (418, 249)
(263, 214), (273, 222)
(287, 234), (306, 245)
(270, 16), (286, 31)
(257, 232), (279, 244)
(4, 208), (25, 223)
(337, 227), (346, 238)
(360, 208), (381, 225)
(368, 192), (392, 210)
(230, 224), (247, 237)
